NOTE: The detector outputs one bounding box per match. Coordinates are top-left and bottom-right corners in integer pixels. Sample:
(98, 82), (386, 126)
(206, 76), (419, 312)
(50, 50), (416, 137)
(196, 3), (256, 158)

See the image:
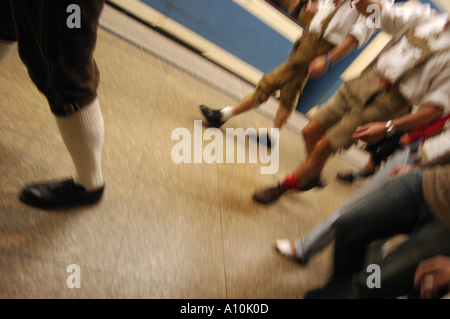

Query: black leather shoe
(200, 105), (226, 128)
(19, 179), (105, 209)
(256, 133), (272, 148)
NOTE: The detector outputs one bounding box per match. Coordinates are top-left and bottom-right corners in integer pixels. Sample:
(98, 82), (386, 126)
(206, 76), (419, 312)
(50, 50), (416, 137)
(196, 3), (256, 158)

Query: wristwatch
(385, 120), (396, 138)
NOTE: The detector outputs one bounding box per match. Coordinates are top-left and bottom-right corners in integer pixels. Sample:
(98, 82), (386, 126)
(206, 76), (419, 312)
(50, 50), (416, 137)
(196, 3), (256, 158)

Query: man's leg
(11, 0), (106, 209)
(261, 70), (310, 148)
(294, 134), (335, 184)
(200, 30), (331, 131)
(301, 147), (412, 260)
(353, 219), (450, 299)
(54, 98), (104, 192)
(253, 133), (333, 203)
(252, 84), (354, 204)
(301, 118), (327, 156)
(199, 60), (298, 129)
(304, 169), (427, 298)
(331, 169), (426, 277)
(277, 147), (413, 262)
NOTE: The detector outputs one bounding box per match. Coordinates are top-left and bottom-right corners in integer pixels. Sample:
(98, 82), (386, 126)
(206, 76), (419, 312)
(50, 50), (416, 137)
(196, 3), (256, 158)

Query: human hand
(389, 164), (412, 178)
(414, 256), (450, 299)
(352, 122), (387, 145)
(399, 134), (410, 147)
(334, 0), (359, 6)
(350, 0), (361, 8)
(308, 55), (328, 79)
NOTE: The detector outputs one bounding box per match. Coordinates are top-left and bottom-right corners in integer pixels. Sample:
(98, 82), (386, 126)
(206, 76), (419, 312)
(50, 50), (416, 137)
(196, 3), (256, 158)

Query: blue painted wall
(138, 0), (442, 115)
(140, 0), (293, 73)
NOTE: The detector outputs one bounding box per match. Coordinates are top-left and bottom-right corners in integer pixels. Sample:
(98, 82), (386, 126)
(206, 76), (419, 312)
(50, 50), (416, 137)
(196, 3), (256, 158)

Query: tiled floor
(0, 4), (365, 299)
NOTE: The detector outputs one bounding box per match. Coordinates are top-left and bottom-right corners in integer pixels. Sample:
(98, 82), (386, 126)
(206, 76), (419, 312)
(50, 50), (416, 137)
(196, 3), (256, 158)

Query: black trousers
(0, 0), (105, 115)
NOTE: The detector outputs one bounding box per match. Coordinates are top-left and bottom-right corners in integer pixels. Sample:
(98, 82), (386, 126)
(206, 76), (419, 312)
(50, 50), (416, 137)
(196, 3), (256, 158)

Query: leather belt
(379, 78), (399, 92)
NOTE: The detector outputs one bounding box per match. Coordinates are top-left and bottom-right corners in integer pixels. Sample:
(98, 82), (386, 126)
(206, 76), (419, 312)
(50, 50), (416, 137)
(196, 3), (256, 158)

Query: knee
(301, 122), (315, 142)
(302, 119), (325, 139)
(253, 79), (272, 106)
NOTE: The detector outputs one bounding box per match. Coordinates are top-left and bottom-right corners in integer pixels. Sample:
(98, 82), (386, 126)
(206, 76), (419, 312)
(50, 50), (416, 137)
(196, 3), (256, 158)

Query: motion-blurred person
(200, 0), (379, 148)
(276, 122), (450, 265)
(304, 149), (450, 299)
(252, 0), (450, 204)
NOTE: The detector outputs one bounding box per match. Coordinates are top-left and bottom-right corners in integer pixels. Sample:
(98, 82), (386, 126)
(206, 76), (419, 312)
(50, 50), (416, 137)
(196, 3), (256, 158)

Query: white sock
(55, 98), (104, 192)
(220, 106), (234, 121)
(0, 41), (16, 63)
(276, 239), (294, 256)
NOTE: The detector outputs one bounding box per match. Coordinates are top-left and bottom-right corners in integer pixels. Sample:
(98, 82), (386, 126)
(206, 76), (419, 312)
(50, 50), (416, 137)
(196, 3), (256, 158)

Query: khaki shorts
(314, 68), (409, 150)
(253, 30), (334, 111)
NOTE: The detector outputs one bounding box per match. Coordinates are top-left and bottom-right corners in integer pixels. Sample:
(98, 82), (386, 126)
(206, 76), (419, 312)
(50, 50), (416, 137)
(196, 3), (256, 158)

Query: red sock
(282, 172), (303, 189)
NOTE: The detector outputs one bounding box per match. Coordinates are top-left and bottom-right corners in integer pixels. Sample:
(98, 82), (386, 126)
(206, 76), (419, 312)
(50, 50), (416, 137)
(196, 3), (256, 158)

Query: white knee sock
(55, 98), (104, 192)
(220, 106), (234, 121)
(0, 41), (16, 63)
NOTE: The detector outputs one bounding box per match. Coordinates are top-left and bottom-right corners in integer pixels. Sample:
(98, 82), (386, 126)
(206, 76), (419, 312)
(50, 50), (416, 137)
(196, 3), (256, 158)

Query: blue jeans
(320, 168), (450, 298)
(295, 146), (413, 261)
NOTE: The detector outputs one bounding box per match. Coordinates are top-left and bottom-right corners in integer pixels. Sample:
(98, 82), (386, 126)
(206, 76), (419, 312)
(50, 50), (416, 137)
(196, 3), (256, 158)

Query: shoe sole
(275, 245), (310, 266)
(252, 188), (287, 204)
(19, 188), (105, 210)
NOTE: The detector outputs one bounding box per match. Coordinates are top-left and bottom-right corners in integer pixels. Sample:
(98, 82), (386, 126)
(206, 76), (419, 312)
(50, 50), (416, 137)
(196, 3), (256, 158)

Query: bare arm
(308, 34), (359, 78)
(351, 0), (383, 18)
(352, 104), (443, 145)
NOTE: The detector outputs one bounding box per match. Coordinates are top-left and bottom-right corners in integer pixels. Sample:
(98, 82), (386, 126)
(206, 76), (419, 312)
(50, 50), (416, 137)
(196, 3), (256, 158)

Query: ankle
(282, 172), (303, 189)
(74, 176), (104, 192)
(290, 241), (296, 256)
(220, 106), (234, 121)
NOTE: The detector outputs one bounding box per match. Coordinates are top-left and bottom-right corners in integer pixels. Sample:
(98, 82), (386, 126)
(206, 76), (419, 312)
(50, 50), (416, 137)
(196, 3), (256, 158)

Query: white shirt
(377, 1), (450, 115)
(422, 124), (450, 164)
(309, 0), (377, 47)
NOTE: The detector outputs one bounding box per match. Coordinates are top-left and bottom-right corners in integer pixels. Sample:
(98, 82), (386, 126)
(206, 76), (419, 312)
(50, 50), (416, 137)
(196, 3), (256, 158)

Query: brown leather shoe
(252, 178), (324, 204)
(252, 184), (287, 204)
(300, 178), (324, 191)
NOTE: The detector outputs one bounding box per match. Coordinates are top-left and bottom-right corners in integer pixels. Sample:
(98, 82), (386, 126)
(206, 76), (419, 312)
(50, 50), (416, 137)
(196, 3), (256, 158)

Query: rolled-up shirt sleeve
(422, 65), (450, 116)
(348, 14), (375, 48)
(380, 1), (432, 38)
